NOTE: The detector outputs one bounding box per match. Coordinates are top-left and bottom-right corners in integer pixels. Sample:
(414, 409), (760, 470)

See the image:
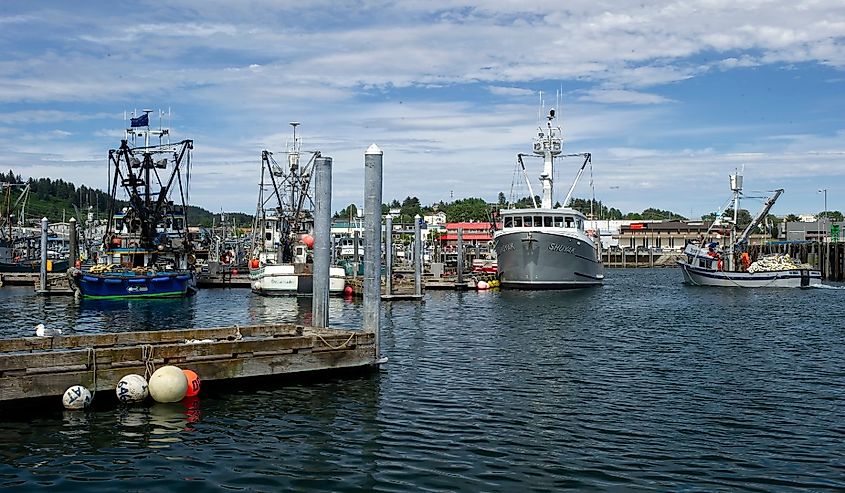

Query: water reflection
(74, 296), (199, 333)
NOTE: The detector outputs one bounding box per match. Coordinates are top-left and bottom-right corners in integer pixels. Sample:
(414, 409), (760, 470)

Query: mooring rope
(315, 333), (356, 350)
(86, 347), (97, 402)
(142, 344), (156, 381)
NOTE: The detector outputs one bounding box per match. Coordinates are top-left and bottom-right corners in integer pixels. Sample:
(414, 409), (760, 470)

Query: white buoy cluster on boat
(747, 254), (803, 274)
(61, 366), (202, 410)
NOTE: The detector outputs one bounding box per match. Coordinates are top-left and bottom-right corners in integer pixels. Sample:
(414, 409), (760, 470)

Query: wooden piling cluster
(0, 323), (376, 404)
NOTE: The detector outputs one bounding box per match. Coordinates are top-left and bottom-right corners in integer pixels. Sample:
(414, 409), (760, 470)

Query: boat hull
(678, 261), (822, 288)
(493, 230), (603, 288)
(69, 269), (197, 299)
(250, 264), (346, 296)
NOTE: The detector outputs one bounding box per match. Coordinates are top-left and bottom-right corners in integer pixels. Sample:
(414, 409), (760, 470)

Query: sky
(1, 1), (844, 220)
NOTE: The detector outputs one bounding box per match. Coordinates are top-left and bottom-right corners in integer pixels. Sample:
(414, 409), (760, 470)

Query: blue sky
(1, 1), (844, 219)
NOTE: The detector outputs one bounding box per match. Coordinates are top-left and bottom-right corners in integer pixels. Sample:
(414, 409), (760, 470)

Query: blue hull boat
(70, 269), (197, 299)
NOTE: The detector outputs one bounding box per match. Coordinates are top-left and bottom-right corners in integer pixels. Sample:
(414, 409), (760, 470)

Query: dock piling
(312, 156), (332, 328)
(69, 217), (77, 269)
(457, 227), (464, 284)
(364, 144), (383, 359)
(414, 214), (422, 296)
(385, 215), (393, 295)
(39, 217), (48, 292)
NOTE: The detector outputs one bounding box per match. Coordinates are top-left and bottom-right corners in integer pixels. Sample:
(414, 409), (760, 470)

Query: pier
(0, 323), (376, 404)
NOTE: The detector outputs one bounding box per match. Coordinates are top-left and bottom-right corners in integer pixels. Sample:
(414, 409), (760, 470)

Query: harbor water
(0, 268), (843, 492)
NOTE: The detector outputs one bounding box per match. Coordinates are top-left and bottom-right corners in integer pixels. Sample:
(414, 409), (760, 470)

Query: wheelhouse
(499, 210), (585, 231)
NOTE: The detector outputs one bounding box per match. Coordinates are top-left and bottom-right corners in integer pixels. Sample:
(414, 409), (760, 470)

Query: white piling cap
(365, 143), (383, 155)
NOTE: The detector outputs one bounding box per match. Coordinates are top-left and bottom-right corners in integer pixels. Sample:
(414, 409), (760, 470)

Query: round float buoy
(231, 268), (238, 276)
(250, 258), (260, 269)
(183, 369), (201, 398)
(343, 285), (353, 296)
(477, 280), (489, 290)
(116, 374), (149, 404)
(149, 365), (188, 403)
(301, 234), (314, 248)
(62, 385), (92, 410)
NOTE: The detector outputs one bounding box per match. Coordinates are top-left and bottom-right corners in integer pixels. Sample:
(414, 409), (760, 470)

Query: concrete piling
(39, 217), (48, 292)
(414, 214), (422, 296)
(385, 215), (393, 296)
(312, 156), (332, 328)
(363, 144), (383, 359)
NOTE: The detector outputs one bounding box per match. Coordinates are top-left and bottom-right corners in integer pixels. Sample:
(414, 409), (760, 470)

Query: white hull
(678, 261), (821, 288)
(250, 264), (346, 296)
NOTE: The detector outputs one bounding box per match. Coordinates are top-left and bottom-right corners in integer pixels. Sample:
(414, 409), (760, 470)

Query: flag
(130, 113), (149, 127)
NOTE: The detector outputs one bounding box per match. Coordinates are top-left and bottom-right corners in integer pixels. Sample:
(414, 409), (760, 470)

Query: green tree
(442, 197), (490, 222)
(818, 210), (844, 221)
(333, 203), (358, 219)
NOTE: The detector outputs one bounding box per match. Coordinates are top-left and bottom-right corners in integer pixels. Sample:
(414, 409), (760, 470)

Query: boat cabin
(499, 209), (585, 231)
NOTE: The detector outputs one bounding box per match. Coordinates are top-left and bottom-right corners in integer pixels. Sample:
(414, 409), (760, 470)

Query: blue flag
(130, 113), (149, 127)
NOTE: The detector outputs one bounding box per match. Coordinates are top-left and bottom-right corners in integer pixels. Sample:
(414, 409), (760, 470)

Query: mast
(533, 109), (561, 209)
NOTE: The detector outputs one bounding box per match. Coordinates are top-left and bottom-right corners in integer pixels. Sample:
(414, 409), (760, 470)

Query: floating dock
(0, 323), (377, 405)
(196, 272), (252, 288)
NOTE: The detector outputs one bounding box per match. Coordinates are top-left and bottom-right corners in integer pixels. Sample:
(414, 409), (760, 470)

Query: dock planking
(0, 323), (377, 404)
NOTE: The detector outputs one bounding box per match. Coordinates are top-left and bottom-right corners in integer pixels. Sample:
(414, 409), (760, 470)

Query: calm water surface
(0, 269), (843, 492)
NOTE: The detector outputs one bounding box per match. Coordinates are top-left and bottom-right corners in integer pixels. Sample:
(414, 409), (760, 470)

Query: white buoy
(477, 280), (489, 290)
(148, 365), (188, 403)
(62, 385), (92, 410)
(116, 374), (149, 404)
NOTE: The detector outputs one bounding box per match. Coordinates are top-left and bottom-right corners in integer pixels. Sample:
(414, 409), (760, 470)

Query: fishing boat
(677, 172), (821, 288)
(493, 107), (604, 288)
(68, 110), (198, 299)
(249, 123), (346, 296)
(0, 183), (71, 273)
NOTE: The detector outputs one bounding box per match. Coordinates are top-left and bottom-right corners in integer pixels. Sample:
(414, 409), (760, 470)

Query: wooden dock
(0, 323), (377, 405)
(345, 277), (424, 300)
(196, 272), (252, 288)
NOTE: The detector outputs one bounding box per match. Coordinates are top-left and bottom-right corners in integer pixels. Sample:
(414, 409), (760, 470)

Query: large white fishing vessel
(677, 172), (821, 288)
(493, 108), (604, 288)
(248, 123), (346, 296)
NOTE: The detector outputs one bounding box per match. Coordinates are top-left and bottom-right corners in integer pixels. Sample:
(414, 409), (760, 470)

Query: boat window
(523, 216), (533, 227)
(576, 219), (583, 230)
(565, 216), (573, 228)
(553, 216), (563, 227)
(543, 216), (553, 227)
(504, 217), (513, 228)
(513, 216), (522, 227)
(534, 216), (543, 227)
(265, 232), (272, 241)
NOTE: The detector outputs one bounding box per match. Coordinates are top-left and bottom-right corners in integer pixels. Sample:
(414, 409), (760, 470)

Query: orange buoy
(343, 285), (353, 296)
(250, 258), (259, 269)
(182, 369), (201, 398)
(301, 234), (314, 248)
(231, 268), (238, 275)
